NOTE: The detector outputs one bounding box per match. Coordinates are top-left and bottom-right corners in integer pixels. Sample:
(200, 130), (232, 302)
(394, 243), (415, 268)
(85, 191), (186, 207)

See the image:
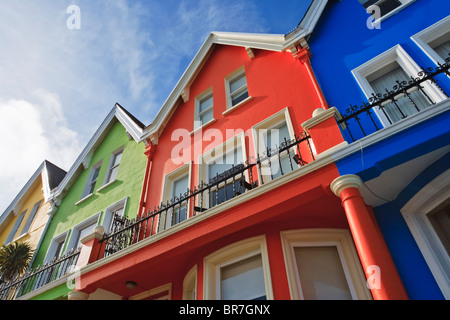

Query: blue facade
(308, 0), (450, 299)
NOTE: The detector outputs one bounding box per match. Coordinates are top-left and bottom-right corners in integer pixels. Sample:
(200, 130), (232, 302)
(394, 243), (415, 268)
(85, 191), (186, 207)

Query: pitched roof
(0, 161), (67, 226)
(50, 104), (146, 201)
(140, 0), (329, 144)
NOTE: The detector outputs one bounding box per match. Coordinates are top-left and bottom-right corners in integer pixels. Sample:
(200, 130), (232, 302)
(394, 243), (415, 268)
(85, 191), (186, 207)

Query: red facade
(71, 42), (407, 300)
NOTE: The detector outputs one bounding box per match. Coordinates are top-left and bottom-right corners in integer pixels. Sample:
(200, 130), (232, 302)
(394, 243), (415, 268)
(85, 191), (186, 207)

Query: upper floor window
(360, 0), (416, 25)
(45, 231), (68, 263)
(104, 146), (124, 185)
(412, 15), (450, 67)
(198, 133), (247, 210)
(5, 210), (26, 244)
(159, 164), (191, 232)
(352, 45), (448, 126)
(67, 214), (100, 251)
(20, 200), (42, 236)
(194, 88), (214, 130)
(225, 67), (249, 110)
(252, 108), (297, 181)
(80, 160), (102, 199)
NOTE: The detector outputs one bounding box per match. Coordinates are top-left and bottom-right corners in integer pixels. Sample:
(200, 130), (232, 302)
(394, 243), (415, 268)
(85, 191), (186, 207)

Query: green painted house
(21, 104), (147, 300)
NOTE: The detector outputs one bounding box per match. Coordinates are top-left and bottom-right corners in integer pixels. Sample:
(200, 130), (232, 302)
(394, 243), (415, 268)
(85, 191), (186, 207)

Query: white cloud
(0, 0), (271, 213)
(0, 90), (82, 213)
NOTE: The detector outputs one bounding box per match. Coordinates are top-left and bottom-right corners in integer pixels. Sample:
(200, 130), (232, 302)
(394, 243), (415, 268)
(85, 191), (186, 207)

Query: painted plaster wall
(143, 44), (328, 212)
(308, 0), (450, 140)
(32, 120), (146, 269)
(0, 180), (47, 248)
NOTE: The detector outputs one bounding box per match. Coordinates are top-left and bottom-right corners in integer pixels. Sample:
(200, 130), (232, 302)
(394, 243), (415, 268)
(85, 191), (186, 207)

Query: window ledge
(97, 179), (117, 192)
(223, 96), (253, 116)
(189, 118), (217, 136)
(75, 193), (94, 206)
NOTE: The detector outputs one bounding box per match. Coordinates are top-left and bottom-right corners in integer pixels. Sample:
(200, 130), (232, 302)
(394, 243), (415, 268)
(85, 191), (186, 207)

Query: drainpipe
(138, 140), (157, 218)
(293, 45), (328, 110)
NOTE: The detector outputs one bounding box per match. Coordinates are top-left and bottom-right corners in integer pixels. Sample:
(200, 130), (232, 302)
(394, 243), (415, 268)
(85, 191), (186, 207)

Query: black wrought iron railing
(98, 131), (315, 259)
(0, 248), (80, 300)
(337, 57), (450, 142)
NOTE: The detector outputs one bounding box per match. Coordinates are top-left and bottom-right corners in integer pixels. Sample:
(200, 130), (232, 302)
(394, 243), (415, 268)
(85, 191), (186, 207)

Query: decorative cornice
(330, 174), (363, 198)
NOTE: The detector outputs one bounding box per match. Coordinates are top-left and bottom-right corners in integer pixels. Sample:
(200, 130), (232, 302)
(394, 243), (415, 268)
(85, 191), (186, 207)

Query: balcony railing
(337, 56), (450, 142)
(0, 248), (80, 300)
(98, 131), (315, 259)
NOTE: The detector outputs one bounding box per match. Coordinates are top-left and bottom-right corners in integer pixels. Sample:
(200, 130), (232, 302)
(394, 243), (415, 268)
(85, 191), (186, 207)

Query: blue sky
(0, 0), (313, 213)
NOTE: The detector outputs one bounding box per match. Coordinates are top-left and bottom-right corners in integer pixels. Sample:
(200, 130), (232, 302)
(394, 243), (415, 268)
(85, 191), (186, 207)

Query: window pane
(75, 222), (97, 249)
(432, 38), (450, 61)
(230, 74), (247, 93)
(231, 90), (249, 106)
(294, 246), (352, 300)
(369, 65), (430, 123)
(427, 199), (450, 256)
(221, 254), (266, 300)
(199, 95), (213, 113)
(199, 109), (214, 124)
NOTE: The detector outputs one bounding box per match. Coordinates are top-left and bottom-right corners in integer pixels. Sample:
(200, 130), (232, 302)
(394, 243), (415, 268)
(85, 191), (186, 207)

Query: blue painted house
(303, 0), (450, 299)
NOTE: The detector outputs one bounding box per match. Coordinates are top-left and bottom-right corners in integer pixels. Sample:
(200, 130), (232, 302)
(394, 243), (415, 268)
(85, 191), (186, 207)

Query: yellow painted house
(0, 161), (66, 254)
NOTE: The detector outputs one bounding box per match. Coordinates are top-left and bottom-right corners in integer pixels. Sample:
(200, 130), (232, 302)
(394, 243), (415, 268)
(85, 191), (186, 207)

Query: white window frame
(194, 88), (215, 131)
(159, 163), (192, 231)
(203, 235), (273, 300)
(80, 160), (103, 200)
(102, 197), (128, 233)
(45, 231), (69, 263)
(251, 108), (298, 181)
(102, 146), (124, 187)
(183, 265), (198, 300)
(411, 15), (450, 67)
(280, 229), (372, 300)
(401, 169), (450, 299)
(21, 200), (42, 236)
(197, 132), (248, 210)
(223, 66), (252, 115)
(352, 44), (448, 127)
(66, 213), (100, 252)
(5, 210), (26, 244)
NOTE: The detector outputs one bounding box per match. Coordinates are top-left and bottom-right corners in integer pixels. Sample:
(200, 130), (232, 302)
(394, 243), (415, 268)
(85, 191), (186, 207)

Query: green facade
(31, 119), (146, 299)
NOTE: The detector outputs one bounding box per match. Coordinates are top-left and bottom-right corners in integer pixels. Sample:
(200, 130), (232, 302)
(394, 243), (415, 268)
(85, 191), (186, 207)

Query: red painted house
(69, 18), (408, 300)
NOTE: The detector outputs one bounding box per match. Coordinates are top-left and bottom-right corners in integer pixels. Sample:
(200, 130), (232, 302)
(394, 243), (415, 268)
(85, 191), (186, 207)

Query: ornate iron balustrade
(337, 56), (450, 142)
(99, 131), (315, 259)
(0, 248), (80, 300)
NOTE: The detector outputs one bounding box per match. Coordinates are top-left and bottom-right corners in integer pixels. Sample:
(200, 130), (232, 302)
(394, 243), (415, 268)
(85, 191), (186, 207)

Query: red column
(331, 175), (408, 300)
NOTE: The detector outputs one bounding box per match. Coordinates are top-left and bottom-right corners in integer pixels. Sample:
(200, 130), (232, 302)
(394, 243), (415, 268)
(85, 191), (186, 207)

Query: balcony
(0, 248), (80, 300)
(336, 57), (450, 142)
(97, 131), (316, 259)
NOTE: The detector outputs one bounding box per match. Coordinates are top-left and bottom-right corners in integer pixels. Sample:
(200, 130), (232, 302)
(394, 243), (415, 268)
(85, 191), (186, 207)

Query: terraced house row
(1, 0), (449, 300)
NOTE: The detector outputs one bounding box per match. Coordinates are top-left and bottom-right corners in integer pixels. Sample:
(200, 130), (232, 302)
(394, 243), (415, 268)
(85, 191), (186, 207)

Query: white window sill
(222, 96), (253, 116)
(190, 118), (217, 136)
(75, 193), (94, 206)
(97, 179), (117, 192)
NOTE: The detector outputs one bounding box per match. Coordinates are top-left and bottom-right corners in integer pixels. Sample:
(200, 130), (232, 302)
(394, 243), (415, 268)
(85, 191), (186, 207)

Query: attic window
(359, 0), (416, 25)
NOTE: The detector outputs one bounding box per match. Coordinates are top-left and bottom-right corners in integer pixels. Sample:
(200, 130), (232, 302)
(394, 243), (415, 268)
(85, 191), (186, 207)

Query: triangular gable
(50, 104), (146, 201)
(141, 0), (329, 144)
(0, 161), (67, 228)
